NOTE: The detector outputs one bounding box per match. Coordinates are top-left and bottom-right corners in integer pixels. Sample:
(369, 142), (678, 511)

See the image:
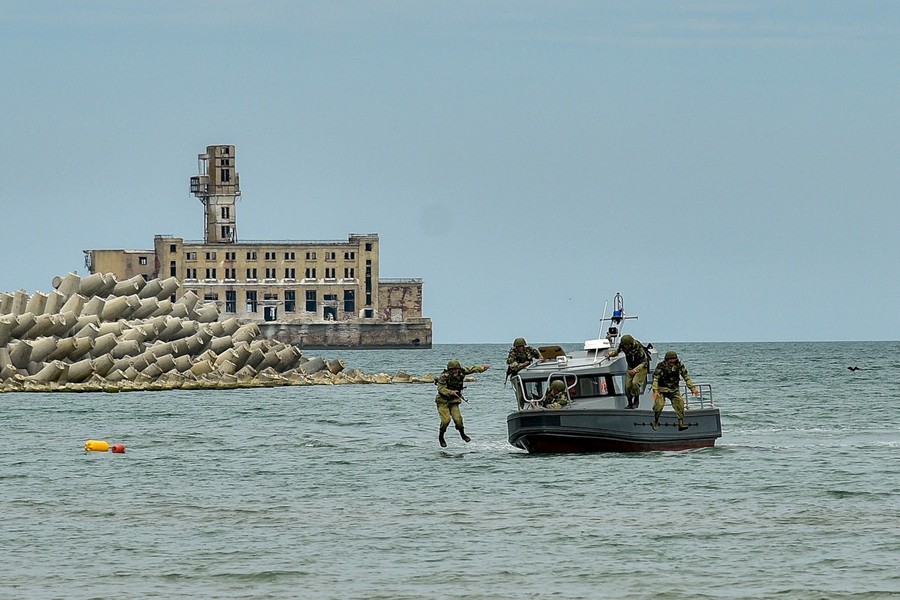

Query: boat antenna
(597, 300), (609, 341)
(597, 292), (636, 347)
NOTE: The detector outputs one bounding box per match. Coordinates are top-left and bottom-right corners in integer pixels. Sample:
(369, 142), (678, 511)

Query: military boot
(457, 426), (471, 443)
(651, 411), (661, 430)
(678, 420), (689, 431)
(439, 427), (448, 447)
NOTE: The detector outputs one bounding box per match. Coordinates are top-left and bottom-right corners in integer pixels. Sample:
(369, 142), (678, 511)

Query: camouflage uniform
(607, 334), (649, 408)
(435, 360), (489, 446)
(539, 382), (569, 409)
(651, 351), (698, 430)
(507, 338), (541, 406)
(506, 340), (541, 379)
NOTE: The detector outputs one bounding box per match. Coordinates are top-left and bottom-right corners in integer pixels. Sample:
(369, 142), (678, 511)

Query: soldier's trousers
(653, 389), (685, 423)
(436, 401), (464, 430)
(625, 364), (648, 399)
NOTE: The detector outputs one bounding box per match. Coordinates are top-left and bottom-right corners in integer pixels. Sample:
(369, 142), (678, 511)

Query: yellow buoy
(84, 439), (110, 452)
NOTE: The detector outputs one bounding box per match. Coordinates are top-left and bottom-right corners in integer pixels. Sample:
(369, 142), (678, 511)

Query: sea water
(2, 342), (898, 599)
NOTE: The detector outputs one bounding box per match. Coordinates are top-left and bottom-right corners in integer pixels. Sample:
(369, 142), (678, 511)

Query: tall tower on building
(190, 145), (240, 244)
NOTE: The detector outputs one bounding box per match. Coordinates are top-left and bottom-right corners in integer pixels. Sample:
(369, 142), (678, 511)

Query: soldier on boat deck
(651, 350), (700, 431)
(506, 338), (542, 381)
(533, 379), (569, 410)
(606, 334), (651, 409)
(434, 359), (490, 447)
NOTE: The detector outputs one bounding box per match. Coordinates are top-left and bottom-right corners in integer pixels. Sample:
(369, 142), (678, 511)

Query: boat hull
(507, 408), (722, 453)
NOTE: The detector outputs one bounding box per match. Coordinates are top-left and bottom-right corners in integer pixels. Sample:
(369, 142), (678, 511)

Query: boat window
(522, 380), (545, 401)
(570, 374), (623, 398)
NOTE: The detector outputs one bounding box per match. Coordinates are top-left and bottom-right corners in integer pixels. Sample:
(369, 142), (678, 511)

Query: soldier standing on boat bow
(606, 334), (650, 409)
(435, 360), (490, 447)
(506, 338), (542, 382)
(651, 350), (700, 431)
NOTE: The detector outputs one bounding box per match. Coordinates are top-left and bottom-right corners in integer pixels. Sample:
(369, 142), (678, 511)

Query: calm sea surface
(2, 342), (899, 599)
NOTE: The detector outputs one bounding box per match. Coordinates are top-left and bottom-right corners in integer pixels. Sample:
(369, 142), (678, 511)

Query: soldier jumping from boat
(651, 350), (700, 431)
(435, 359), (490, 447)
(606, 333), (650, 409)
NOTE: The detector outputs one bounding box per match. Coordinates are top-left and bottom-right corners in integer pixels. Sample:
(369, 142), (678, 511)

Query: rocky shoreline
(0, 273), (435, 393)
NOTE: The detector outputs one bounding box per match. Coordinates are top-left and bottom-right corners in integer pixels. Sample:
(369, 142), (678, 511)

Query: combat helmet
(550, 380), (566, 392)
(664, 350), (678, 360)
(447, 359), (462, 370)
(620, 334), (635, 346)
(514, 337), (526, 347)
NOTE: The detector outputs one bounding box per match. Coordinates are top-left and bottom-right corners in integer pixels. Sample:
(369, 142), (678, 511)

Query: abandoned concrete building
(83, 145), (432, 348)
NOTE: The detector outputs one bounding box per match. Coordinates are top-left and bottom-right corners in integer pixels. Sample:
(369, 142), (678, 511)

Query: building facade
(83, 145), (431, 348)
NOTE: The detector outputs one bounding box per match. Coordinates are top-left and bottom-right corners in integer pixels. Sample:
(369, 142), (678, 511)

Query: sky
(1, 1), (898, 344)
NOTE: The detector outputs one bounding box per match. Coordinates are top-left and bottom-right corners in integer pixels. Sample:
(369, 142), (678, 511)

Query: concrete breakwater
(0, 273), (436, 393)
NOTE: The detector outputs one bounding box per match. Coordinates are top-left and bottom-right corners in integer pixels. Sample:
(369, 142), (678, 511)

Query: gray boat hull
(507, 407), (722, 453)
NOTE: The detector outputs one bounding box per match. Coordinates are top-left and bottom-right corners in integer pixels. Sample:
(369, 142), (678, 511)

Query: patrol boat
(506, 293), (722, 453)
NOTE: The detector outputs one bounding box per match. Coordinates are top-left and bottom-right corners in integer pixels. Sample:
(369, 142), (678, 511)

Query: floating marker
(110, 444), (126, 454)
(84, 439), (110, 452)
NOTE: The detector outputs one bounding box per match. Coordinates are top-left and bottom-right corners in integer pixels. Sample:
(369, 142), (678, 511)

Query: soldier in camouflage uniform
(507, 338), (541, 405)
(506, 338), (542, 380)
(606, 334), (650, 409)
(435, 359), (490, 447)
(651, 350), (700, 431)
(535, 379), (569, 409)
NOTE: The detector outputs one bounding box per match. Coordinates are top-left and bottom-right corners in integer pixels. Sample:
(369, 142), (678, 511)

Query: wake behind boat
(506, 293), (722, 453)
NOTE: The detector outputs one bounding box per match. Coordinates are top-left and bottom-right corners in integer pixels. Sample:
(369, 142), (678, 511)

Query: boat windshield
(521, 374), (624, 401)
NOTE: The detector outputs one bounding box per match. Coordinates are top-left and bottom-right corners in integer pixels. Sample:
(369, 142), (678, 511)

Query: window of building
(285, 268), (296, 279)
(246, 268), (258, 280)
(186, 268), (197, 280)
(138, 256), (148, 266)
(206, 251), (216, 261)
(221, 206), (230, 219)
(225, 251), (236, 261)
(265, 268), (276, 279)
(344, 290), (355, 313)
(305, 251), (316, 260)
(170, 261), (177, 277)
(186, 252), (197, 261)
(305, 290), (316, 312)
(366, 292), (372, 305)
(246, 290), (258, 313)
(325, 251), (336, 261)
(246, 251), (257, 260)
(264, 293), (279, 301)
(343, 268), (355, 279)
(285, 290), (296, 312)
(170, 244), (177, 252)
(265, 251), (276, 261)
(365, 243), (373, 251)
(325, 268), (336, 279)
(225, 290), (236, 313)
(205, 268), (217, 279)
(221, 168), (230, 182)
(221, 226), (231, 240)
(344, 251), (355, 260)
(204, 293), (219, 301)
(284, 252), (295, 261)
(305, 267), (316, 278)
(224, 268), (236, 280)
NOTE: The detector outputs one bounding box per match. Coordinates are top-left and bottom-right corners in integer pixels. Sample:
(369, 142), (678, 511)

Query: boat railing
(684, 383), (714, 409)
